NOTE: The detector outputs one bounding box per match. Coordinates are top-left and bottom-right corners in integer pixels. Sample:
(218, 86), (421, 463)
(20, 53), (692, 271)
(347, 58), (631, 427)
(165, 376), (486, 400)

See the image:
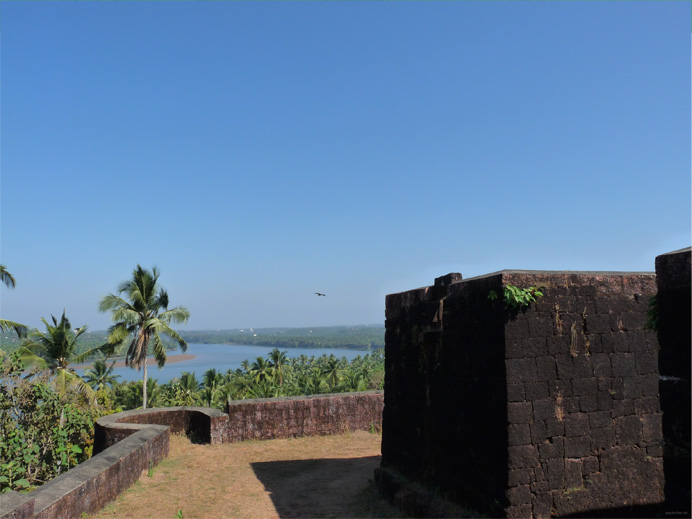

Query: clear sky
(0, 1), (689, 332)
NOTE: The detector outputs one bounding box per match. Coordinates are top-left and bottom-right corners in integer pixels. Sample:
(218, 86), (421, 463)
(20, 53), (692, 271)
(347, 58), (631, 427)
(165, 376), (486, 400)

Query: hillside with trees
(179, 325), (384, 351)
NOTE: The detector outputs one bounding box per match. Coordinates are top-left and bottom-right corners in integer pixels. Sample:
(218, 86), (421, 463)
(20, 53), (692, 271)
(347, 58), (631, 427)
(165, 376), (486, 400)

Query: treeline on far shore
(179, 325), (385, 351)
(0, 325), (385, 358)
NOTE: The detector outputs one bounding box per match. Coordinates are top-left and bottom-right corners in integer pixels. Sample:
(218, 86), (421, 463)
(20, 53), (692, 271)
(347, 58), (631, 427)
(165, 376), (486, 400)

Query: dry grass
(90, 431), (401, 519)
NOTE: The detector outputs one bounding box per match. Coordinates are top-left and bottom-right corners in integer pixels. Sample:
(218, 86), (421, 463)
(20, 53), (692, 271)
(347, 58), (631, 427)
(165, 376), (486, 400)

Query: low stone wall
(223, 391), (385, 442)
(93, 406), (227, 453)
(1, 391), (384, 519)
(1, 424), (169, 519)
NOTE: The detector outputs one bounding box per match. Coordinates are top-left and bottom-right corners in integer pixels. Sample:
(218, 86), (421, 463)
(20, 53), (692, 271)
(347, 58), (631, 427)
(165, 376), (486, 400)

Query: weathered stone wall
(381, 272), (508, 514)
(2, 391), (383, 519)
(380, 270), (663, 518)
(223, 391), (384, 442)
(1, 424), (170, 519)
(655, 247), (691, 516)
(93, 406), (227, 453)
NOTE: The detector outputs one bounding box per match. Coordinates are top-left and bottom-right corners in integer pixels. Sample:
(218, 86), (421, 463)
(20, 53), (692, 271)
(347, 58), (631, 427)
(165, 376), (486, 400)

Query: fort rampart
(0, 391), (384, 519)
(377, 269), (668, 518)
(656, 247), (691, 515)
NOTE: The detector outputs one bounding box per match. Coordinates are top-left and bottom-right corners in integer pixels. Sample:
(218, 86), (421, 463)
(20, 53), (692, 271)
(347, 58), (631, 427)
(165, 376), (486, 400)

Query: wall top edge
(385, 269), (656, 298)
(96, 406), (227, 427)
(227, 390), (384, 407)
(483, 269), (655, 279)
(656, 246), (691, 257)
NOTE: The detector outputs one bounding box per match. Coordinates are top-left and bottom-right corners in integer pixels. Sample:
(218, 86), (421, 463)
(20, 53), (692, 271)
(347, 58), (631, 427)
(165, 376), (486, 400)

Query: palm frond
(107, 322), (133, 345)
(0, 265), (17, 289)
(150, 332), (167, 368)
(99, 294), (131, 313)
(155, 289), (169, 310)
(14, 346), (50, 370)
(54, 368), (95, 400)
(158, 306), (190, 325)
(0, 319), (29, 338)
(111, 307), (139, 324)
(154, 320), (188, 352)
(72, 340), (118, 364)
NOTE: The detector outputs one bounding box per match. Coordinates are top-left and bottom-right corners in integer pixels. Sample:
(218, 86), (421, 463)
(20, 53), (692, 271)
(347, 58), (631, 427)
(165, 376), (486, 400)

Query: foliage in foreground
(0, 351), (111, 493)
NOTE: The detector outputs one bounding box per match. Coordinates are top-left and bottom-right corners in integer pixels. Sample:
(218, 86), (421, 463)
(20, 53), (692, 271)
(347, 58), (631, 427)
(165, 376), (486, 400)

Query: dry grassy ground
(91, 431), (401, 519)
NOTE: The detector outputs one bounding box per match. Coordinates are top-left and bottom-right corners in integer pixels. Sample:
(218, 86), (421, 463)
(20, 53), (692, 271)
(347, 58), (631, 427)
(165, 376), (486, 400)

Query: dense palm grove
(110, 347), (385, 410)
(0, 264), (384, 494)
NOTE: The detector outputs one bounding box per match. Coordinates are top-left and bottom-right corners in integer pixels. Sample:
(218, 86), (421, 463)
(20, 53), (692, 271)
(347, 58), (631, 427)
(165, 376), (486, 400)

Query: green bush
(0, 351), (104, 493)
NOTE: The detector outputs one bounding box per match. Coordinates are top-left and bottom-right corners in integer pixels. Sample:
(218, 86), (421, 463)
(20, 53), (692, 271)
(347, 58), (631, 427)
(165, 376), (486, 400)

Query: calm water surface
(76, 343), (370, 384)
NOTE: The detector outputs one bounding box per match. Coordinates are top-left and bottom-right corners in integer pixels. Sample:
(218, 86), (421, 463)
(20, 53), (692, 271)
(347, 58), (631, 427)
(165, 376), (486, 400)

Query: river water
(76, 343), (371, 384)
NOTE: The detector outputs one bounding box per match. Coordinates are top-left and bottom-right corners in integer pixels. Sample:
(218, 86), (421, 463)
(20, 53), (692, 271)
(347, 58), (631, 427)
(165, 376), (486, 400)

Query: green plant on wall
(645, 294), (658, 331)
(488, 285), (544, 309)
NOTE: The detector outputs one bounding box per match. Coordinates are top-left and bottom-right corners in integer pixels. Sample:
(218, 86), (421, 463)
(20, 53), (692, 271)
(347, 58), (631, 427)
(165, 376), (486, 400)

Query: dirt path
(91, 431), (401, 519)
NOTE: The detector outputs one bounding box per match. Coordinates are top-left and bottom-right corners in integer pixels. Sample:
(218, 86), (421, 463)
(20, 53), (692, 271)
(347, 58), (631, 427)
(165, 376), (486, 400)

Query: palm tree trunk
(143, 361), (148, 409)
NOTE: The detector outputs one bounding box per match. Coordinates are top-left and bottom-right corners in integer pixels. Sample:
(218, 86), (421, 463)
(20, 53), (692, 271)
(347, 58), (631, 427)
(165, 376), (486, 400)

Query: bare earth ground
(90, 431), (402, 519)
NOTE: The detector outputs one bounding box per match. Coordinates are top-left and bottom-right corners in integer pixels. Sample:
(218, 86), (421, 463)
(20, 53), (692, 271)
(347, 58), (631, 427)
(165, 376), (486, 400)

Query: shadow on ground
(251, 455), (401, 518)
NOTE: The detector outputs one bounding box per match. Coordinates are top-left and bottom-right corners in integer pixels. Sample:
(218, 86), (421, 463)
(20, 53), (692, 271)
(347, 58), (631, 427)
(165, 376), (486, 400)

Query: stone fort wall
(378, 269), (666, 518)
(656, 247), (691, 515)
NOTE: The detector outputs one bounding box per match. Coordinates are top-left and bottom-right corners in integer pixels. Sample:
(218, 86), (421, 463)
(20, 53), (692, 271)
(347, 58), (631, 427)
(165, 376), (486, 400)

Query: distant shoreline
(75, 354), (197, 370)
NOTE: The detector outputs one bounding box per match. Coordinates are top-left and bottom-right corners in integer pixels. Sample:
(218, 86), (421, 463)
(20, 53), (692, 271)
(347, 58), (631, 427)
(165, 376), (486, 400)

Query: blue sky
(1, 1), (689, 332)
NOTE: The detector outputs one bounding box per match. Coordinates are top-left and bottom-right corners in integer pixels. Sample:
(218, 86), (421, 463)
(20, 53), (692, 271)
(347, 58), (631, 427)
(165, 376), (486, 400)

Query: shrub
(0, 351), (105, 493)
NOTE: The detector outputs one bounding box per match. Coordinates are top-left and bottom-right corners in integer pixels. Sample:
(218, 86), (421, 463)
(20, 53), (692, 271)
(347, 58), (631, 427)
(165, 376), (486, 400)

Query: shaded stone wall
(381, 272), (507, 514)
(380, 270), (663, 518)
(655, 247), (691, 516)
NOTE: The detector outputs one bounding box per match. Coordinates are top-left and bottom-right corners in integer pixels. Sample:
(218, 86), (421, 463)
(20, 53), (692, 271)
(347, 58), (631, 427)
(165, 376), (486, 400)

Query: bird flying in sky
(314, 292), (326, 297)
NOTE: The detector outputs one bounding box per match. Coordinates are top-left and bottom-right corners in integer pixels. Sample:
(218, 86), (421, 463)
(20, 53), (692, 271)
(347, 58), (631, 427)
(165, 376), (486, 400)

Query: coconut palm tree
(99, 265), (190, 409)
(249, 356), (272, 383)
(247, 380), (278, 399)
(341, 369), (368, 392)
(203, 368), (223, 390)
(268, 349), (288, 386)
(179, 371), (201, 392)
(0, 265), (28, 338)
(17, 311), (107, 398)
(146, 378), (163, 407)
(172, 372), (200, 406)
(214, 380), (247, 410)
(321, 356), (343, 388)
(83, 360), (121, 391)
